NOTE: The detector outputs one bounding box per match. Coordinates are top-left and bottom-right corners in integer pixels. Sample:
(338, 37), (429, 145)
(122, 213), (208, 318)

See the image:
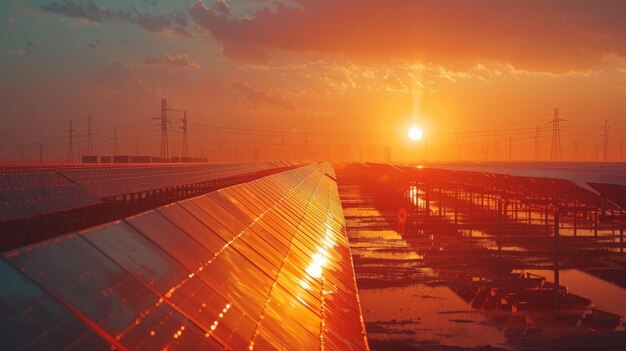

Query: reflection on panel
(1, 164), (369, 350)
(0, 161), (301, 220)
(0, 259), (112, 351)
(0, 170), (101, 220)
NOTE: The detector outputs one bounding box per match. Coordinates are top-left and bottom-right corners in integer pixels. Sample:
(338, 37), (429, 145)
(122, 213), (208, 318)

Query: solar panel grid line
(80, 223), (230, 349)
(247, 171), (326, 350)
(0, 172), (102, 221)
(223, 188), (268, 214)
(224, 181), (280, 210)
(317, 184), (368, 349)
(1, 166), (316, 350)
(205, 167), (330, 350)
(325, 172), (370, 350)
(156, 204), (228, 254)
(0, 258), (115, 351)
(0, 163), (368, 351)
(0, 162), (296, 221)
(178, 202), (243, 245)
(302, 179), (366, 351)
(178, 167), (320, 262)
(3, 233), (215, 351)
(232, 183), (279, 209)
(134, 166), (324, 346)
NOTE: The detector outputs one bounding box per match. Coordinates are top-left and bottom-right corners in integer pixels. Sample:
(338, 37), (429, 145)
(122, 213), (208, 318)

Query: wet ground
(336, 167), (626, 351)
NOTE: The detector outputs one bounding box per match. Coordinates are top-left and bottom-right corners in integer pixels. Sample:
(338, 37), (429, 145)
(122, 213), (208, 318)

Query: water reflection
(360, 284), (507, 348)
(338, 165), (626, 350)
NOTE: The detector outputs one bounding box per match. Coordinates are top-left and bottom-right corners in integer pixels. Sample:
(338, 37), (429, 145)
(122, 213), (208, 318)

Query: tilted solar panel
(1, 164), (369, 350)
(0, 170), (101, 221)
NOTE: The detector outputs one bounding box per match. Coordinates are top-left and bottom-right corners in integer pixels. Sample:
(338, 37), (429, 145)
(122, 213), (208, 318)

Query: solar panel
(0, 170), (101, 221)
(0, 259), (112, 350)
(1, 164), (369, 350)
(0, 162), (297, 221)
(57, 162), (290, 198)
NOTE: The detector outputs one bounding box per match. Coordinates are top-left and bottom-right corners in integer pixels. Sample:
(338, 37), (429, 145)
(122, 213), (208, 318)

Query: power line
(534, 126), (540, 161)
(508, 135), (512, 161)
(87, 115), (94, 155)
(66, 120), (76, 162)
(546, 107), (568, 161)
(572, 141), (580, 161)
(113, 126), (120, 155)
(493, 133), (499, 161)
(455, 133), (465, 161)
(152, 99), (173, 159)
(181, 111), (189, 158)
(601, 120), (610, 161)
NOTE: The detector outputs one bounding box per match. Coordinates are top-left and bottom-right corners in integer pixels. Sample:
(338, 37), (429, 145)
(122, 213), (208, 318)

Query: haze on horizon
(1, 0), (626, 162)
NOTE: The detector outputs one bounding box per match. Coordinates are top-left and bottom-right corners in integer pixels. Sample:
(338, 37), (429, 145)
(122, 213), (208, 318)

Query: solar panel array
(427, 162), (626, 191)
(56, 162), (298, 198)
(0, 162), (299, 221)
(0, 163), (369, 350)
(0, 169), (101, 221)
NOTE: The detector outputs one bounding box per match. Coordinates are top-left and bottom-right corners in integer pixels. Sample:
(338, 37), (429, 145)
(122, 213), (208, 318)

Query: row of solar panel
(427, 162), (626, 191)
(0, 163), (369, 350)
(0, 162), (300, 221)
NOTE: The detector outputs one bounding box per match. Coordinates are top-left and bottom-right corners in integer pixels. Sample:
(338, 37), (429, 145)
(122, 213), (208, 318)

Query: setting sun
(408, 126), (423, 141)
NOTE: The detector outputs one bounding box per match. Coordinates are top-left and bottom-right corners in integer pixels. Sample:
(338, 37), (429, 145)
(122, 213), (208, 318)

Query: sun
(408, 126), (423, 141)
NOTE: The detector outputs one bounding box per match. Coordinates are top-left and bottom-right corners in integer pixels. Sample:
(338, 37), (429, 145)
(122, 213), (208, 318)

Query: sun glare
(408, 126), (423, 141)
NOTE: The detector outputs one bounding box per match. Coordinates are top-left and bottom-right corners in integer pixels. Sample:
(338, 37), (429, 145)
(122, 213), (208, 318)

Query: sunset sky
(1, 0), (626, 162)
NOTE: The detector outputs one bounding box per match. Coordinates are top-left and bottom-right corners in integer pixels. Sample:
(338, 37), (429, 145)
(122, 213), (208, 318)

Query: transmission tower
(67, 120), (76, 162)
(181, 111), (189, 158)
(593, 144), (600, 161)
(534, 127), (540, 161)
(601, 120), (610, 161)
(113, 126), (120, 155)
(546, 108), (566, 161)
(87, 115), (93, 155)
(455, 132), (464, 161)
(150, 99), (175, 159)
(493, 133), (499, 160)
(161, 99), (169, 159)
(508, 136), (512, 161)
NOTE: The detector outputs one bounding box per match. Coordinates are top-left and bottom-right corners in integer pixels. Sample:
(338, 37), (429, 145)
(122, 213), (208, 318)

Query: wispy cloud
(41, 1), (191, 38)
(229, 80), (297, 111)
(143, 53), (201, 70)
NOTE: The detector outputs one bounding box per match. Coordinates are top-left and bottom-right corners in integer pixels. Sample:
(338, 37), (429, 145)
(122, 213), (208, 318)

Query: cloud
(190, 0), (626, 72)
(229, 80), (297, 110)
(41, 0), (113, 22)
(324, 71), (355, 91)
(41, 1), (191, 38)
(143, 53), (201, 70)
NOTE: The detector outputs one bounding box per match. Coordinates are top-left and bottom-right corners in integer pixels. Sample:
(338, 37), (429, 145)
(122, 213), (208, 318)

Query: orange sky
(1, 0), (626, 162)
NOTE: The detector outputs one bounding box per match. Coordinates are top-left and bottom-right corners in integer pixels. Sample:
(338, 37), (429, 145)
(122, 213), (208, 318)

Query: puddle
(360, 284), (508, 348)
(337, 167), (626, 350)
(526, 269), (626, 319)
